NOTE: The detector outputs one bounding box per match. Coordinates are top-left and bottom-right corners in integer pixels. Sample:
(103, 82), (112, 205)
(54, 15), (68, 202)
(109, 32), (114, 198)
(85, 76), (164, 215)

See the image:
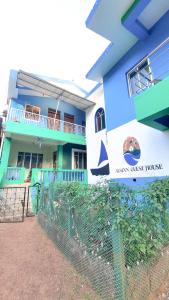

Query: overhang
(17, 70), (95, 110)
(86, 0), (169, 82)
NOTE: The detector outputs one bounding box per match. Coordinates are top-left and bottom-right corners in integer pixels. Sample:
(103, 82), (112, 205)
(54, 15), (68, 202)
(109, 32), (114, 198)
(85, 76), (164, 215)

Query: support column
(57, 145), (63, 170)
(0, 137), (11, 183)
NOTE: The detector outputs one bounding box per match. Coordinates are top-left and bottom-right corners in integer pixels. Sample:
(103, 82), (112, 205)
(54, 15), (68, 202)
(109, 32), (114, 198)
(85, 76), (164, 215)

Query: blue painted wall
(11, 95), (85, 126)
(103, 11), (169, 132)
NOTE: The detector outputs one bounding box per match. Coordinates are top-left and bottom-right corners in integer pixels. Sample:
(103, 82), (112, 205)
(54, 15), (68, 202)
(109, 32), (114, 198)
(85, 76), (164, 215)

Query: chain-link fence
(38, 179), (169, 300)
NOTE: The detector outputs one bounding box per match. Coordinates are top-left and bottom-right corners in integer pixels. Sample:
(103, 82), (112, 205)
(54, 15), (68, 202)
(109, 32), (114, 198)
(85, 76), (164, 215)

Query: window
(25, 104), (40, 121)
(95, 108), (105, 132)
(127, 59), (153, 97)
(17, 152), (43, 169)
(72, 149), (87, 170)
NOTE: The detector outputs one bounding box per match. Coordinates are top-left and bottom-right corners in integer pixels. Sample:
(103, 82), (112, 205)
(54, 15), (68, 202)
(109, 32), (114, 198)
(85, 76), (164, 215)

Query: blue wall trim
(85, 0), (102, 28)
(86, 42), (113, 80)
(122, 0), (150, 40)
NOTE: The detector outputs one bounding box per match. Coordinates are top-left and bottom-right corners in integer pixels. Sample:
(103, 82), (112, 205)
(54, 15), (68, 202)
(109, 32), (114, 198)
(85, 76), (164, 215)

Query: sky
(0, 0), (109, 111)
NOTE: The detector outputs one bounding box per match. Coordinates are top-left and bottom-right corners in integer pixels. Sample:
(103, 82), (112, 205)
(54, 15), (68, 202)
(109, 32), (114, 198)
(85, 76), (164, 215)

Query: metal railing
(8, 108), (86, 136)
(31, 168), (87, 185)
(5, 167), (25, 184)
(127, 37), (169, 96)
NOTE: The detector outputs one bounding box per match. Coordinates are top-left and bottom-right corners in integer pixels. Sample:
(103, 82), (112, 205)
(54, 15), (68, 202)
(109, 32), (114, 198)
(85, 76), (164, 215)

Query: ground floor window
(17, 152), (43, 169)
(72, 149), (87, 169)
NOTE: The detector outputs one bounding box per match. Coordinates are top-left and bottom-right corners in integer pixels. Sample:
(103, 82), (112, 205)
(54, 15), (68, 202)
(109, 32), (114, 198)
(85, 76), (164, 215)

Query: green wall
(63, 143), (86, 169)
(134, 76), (169, 130)
(5, 121), (86, 145)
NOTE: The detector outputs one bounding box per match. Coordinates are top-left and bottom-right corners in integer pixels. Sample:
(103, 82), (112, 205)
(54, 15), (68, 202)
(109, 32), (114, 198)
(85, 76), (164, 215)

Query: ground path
(0, 217), (100, 300)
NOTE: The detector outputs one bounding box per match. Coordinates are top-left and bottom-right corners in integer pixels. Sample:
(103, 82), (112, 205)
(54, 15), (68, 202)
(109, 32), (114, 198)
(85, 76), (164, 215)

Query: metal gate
(0, 187), (26, 223)
(26, 183), (41, 217)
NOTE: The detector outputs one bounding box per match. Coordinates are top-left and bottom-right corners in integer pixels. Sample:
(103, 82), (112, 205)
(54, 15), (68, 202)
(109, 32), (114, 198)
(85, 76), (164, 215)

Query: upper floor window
(95, 107), (105, 132)
(127, 59), (153, 97)
(25, 104), (40, 121)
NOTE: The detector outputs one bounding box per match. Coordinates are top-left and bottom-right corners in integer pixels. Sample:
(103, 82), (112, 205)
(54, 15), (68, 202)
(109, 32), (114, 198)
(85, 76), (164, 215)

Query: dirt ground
(149, 274), (169, 300)
(0, 217), (100, 300)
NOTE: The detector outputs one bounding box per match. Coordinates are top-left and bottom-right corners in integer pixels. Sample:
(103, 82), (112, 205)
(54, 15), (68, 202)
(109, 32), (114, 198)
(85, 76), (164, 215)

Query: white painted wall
(107, 120), (169, 179)
(86, 86), (110, 184)
(9, 140), (55, 169)
(86, 86), (169, 183)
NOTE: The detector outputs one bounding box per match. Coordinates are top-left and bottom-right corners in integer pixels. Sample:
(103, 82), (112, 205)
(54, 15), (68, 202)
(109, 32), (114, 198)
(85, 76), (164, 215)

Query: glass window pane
(17, 152), (24, 167)
(74, 154), (78, 169)
(31, 153), (38, 168)
(33, 106), (40, 115)
(25, 105), (33, 113)
(24, 153), (31, 169)
(79, 152), (83, 169)
(37, 154), (43, 168)
(83, 153), (87, 169)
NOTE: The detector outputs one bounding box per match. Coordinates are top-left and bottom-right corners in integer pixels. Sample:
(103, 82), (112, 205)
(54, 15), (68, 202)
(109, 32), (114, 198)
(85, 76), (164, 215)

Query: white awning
(17, 70), (95, 110)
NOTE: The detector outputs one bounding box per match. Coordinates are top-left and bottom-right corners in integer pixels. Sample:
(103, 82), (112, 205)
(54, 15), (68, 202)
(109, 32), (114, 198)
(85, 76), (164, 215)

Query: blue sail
(98, 140), (108, 166)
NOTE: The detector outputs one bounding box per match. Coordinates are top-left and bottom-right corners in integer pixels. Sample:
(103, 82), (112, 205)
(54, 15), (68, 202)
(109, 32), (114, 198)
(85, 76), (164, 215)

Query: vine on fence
(43, 178), (169, 267)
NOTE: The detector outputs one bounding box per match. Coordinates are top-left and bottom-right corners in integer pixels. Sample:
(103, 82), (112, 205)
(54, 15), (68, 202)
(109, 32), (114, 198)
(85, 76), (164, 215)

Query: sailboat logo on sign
(90, 140), (110, 176)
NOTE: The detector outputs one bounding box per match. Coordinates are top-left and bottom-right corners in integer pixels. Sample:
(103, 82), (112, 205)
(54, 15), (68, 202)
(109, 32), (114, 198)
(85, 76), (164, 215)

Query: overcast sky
(0, 0), (108, 111)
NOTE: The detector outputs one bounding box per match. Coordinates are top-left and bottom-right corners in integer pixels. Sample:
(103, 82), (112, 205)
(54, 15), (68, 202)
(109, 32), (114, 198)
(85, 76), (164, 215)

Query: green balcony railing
(2, 167), (25, 185)
(31, 168), (88, 186)
(128, 37), (169, 130)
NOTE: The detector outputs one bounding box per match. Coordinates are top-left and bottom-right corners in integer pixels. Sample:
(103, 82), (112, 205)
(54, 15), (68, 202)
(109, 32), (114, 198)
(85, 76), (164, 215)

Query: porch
(0, 137), (87, 186)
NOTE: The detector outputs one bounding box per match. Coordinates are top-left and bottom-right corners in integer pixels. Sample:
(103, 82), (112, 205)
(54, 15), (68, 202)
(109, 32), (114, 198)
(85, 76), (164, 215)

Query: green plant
(40, 178), (169, 267)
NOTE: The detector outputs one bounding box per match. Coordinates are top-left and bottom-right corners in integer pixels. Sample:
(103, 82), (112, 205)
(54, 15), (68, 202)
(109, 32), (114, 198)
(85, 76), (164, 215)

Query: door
(64, 113), (74, 133)
(48, 108), (60, 130)
(53, 151), (57, 169)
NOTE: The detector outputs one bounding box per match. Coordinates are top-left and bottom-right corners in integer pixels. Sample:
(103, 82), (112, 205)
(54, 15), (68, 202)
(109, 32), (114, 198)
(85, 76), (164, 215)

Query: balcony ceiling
(5, 133), (65, 147)
(86, 0), (169, 81)
(17, 70), (95, 110)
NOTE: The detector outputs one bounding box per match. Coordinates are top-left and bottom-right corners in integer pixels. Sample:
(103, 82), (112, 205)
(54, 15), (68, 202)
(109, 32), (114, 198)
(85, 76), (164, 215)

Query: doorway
(48, 108), (61, 130)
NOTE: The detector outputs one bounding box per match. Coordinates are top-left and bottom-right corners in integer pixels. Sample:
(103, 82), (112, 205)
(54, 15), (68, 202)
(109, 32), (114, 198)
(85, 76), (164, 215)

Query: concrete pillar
(0, 137), (11, 169)
(0, 137), (11, 183)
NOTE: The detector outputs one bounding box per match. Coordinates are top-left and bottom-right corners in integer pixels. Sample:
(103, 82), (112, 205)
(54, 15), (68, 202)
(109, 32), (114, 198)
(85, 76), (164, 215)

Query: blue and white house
(85, 0), (169, 186)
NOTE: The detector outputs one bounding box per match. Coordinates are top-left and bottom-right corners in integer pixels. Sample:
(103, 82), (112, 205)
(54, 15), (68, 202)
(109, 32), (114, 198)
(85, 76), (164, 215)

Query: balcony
(129, 37), (169, 131)
(5, 108), (86, 145)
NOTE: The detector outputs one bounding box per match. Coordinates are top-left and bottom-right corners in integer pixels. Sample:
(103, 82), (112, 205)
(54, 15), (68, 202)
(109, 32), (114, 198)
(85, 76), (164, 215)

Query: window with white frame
(127, 59), (153, 97)
(72, 149), (87, 170)
(17, 152), (43, 169)
(95, 107), (106, 132)
(25, 104), (40, 121)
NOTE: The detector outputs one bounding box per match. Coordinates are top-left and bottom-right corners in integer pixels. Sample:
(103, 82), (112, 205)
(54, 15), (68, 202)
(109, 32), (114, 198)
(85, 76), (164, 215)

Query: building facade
(0, 70), (94, 186)
(86, 0), (169, 186)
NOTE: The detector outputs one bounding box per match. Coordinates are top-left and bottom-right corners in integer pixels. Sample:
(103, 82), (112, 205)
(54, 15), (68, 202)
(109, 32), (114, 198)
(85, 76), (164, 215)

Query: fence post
(109, 183), (126, 300)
